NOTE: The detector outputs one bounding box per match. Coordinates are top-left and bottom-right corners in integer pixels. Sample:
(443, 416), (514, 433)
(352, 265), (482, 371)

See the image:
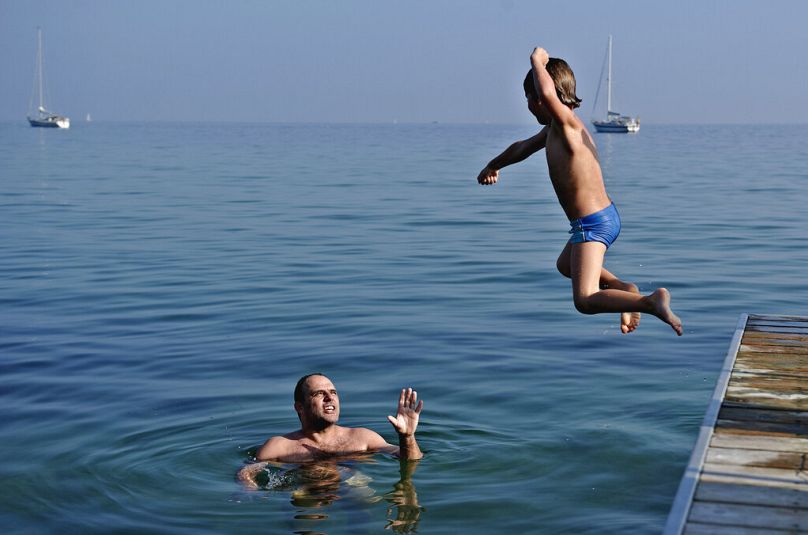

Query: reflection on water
(382, 460), (422, 533)
(239, 456), (423, 533)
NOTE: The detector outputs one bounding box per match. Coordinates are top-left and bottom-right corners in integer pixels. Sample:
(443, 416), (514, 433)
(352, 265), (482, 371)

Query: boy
(477, 48), (682, 335)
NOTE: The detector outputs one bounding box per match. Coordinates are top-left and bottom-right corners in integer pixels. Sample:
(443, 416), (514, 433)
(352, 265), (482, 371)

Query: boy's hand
(477, 166), (499, 185)
(531, 47), (549, 68)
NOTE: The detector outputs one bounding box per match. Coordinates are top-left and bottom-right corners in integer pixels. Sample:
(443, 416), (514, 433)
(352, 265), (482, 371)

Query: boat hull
(28, 116), (70, 129)
(592, 121), (639, 133)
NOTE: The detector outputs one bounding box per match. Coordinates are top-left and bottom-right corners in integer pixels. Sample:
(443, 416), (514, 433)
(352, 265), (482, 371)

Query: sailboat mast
(606, 35), (612, 114)
(37, 27), (44, 111)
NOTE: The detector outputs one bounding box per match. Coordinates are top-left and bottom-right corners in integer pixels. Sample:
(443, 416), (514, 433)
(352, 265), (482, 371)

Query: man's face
(297, 375), (340, 427)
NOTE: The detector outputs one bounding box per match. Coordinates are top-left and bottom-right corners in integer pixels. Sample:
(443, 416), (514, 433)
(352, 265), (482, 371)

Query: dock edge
(662, 312), (749, 535)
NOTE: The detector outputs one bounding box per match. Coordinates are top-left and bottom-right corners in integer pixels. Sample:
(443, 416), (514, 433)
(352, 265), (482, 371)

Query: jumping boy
(477, 48), (682, 335)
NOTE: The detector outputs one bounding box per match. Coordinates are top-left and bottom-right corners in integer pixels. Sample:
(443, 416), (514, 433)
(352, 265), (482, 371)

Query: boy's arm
(477, 128), (548, 185)
(530, 48), (576, 126)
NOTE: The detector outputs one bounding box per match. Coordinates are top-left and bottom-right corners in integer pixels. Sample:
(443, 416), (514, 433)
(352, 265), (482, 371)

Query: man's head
(523, 58), (582, 124)
(294, 373), (340, 429)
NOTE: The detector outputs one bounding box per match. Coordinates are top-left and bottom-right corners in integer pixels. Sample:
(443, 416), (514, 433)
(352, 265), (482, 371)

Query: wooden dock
(665, 313), (808, 534)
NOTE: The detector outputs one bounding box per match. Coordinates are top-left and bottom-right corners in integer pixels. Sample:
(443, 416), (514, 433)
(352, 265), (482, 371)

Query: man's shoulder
(256, 431), (303, 460)
(347, 426), (388, 448)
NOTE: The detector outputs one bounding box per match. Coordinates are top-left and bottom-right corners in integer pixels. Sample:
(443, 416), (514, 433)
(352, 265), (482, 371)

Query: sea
(1, 121), (806, 534)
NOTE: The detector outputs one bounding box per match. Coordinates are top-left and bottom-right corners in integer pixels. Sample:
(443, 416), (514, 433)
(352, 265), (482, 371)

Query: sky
(2, 0), (807, 125)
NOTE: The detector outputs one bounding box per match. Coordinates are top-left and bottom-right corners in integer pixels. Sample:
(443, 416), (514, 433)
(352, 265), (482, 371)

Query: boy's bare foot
(621, 311), (641, 334)
(620, 283), (642, 334)
(648, 288), (682, 336)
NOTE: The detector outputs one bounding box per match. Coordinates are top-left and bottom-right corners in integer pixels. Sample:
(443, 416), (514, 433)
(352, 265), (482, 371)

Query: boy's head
(523, 58), (582, 116)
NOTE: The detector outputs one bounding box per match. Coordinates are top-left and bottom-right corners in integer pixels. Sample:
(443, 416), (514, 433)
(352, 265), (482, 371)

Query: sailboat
(27, 27), (69, 129)
(591, 35), (638, 133)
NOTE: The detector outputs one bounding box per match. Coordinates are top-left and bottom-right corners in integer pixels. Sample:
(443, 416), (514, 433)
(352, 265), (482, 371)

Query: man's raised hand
(387, 388), (423, 436)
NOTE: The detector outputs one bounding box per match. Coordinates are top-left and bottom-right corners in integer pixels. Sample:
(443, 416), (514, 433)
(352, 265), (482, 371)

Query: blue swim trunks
(568, 202), (621, 248)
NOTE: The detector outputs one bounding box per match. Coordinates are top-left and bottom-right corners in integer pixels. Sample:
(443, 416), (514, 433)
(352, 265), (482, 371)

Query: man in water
(238, 373), (423, 487)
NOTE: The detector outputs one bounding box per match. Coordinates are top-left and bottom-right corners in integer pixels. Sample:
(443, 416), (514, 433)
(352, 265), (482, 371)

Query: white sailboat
(27, 27), (69, 129)
(591, 35), (638, 133)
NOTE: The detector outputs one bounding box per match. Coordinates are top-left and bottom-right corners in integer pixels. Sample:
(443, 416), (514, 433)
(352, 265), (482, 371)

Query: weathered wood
(730, 370), (808, 387)
(711, 430), (808, 452)
(747, 320), (808, 329)
(739, 348), (808, 360)
(688, 501), (808, 530)
(723, 394), (808, 413)
(742, 332), (808, 346)
(745, 325), (808, 335)
(685, 524), (798, 535)
(666, 314), (808, 535)
(719, 406), (807, 425)
(749, 314), (808, 322)
(695, 481), (808, 508)
(701, 461), (808, 485)
(733, 354), (808, 375)
(716, 423), (807, 439)
(705, 447), (803, 469)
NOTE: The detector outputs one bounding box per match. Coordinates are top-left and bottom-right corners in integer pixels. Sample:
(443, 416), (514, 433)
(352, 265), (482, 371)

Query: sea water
(1, 122), (806, 534)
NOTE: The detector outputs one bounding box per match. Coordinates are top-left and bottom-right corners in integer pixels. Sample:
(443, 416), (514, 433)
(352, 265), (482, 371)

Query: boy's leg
(568, 242), (683, 335)
(556, 242), (641, 333)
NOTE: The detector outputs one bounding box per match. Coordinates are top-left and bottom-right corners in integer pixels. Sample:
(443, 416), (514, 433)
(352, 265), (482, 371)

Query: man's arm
(387, 388), (424, 460)
(237, 461), (268, 490)
(365, 387), (425, 460)
(478, 128), (547, 185)
(530, 47), (575, 126)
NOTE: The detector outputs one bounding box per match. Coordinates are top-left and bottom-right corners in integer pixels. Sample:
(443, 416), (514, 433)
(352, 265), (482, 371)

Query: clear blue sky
(2, 0), (806, 124)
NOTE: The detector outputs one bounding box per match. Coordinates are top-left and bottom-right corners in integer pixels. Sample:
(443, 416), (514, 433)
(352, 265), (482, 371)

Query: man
(238, 373), (423, 488)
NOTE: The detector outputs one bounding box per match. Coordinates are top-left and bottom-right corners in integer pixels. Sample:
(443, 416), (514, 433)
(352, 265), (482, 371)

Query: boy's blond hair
(523, 58), (582, 109)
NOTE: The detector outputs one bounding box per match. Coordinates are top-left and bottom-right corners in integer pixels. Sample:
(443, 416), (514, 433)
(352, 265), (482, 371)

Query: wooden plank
(685, 524), (797, 535)
(738, 343), (808, 355)
(747, 320), (808, 329)
(716, 419), (808, 436)
(745, 325), (808, 335)
(747, 314), (808, 322)
(700, 474), (808, 491)
(739, 347), (808, 358)
(711, 431), (808, 452)
(695, 481), (808, 508)
(705, 447), (803, 469)
(733, 355), (808, 376)
(719, 406), (808, 425)
(743, 329), (808, 339)
(748, 314), (808, 323)
(724, 395), (808, 411)
(730, 370), (808, 385)
(738, 349), (808, 362)
(742, 332), (808, 346)
(722, 400), (808, 413)
(725, 372), (808, 410)
(701, 461), (808, 487)
(688, 502), (808, 531)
